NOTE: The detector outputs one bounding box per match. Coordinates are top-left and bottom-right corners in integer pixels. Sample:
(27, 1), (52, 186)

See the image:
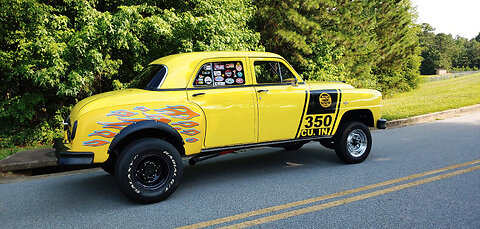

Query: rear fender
(108, 120), (185, 156)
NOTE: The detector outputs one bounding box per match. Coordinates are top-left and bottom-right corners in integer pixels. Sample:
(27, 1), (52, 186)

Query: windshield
(128, 65), (167, 90)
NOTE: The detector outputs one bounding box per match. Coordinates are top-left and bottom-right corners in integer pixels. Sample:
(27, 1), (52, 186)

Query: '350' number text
(304, 115), (333, 128)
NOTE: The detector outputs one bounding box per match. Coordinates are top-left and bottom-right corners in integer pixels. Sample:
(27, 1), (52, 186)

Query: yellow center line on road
(177, 159), (480, 229)
(220, 165), (480, 229)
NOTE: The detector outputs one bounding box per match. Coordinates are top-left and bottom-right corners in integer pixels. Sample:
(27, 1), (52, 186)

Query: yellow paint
(64, 51), (383, 163)
(186, 58), (256, 147)
(250, 57), (309, 142)
(177, 159), (480, 229)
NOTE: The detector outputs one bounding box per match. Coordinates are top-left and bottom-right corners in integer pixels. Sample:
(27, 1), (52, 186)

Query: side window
(254, 61), (296, 84)
(193, 61), (245, 86)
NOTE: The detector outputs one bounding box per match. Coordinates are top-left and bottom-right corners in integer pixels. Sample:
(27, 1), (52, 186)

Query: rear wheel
(115, 138), (183, 204)
(334, 122), (372, 164)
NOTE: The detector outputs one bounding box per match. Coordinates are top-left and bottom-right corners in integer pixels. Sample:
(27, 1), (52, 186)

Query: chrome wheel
(347, 129), (367, 157)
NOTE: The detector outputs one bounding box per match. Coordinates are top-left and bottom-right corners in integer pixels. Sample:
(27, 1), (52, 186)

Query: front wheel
(115, 138), (183, 204)
(334, 122), (372, 164)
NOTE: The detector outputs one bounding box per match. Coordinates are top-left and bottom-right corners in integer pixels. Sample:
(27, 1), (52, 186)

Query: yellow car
(53, 51), (386, 203)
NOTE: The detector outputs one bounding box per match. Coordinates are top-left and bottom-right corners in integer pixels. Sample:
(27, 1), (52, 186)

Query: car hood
(307, 81), (355, 90)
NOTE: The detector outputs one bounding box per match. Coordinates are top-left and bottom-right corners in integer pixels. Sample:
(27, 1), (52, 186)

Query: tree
(255, 0), (421, 92)
(418, 24), (479, 74)
(0, 0), (262, 147)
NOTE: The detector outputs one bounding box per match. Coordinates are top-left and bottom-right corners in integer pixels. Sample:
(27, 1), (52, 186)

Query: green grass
(382, 72), (480, 120)
(0, 144), (50, 160)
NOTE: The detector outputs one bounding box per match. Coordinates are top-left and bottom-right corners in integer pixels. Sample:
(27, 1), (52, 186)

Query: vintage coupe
(54, 51), (386, 203)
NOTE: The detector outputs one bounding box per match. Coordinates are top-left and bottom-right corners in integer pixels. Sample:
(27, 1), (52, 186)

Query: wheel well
(338, 109), (374, 128)
(109, 129), (185, 157)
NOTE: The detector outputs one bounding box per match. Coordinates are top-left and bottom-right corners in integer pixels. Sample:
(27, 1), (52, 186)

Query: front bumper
(377, 119), (387, 129)
(53, 138), (94, 165)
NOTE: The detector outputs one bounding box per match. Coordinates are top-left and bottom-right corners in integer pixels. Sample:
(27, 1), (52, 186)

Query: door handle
(192, 92), (205, 97)
(257, 89), (268, 93)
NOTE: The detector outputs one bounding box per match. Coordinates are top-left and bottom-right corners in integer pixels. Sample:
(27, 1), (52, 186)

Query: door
(187, 58), (257, 148)
(251, 59), (308, 142)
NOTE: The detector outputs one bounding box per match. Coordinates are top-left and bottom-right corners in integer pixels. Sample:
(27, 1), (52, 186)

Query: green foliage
(255, 0), (421, 93)
(0, 0), (262, 147)
(419, 24), (480, 75)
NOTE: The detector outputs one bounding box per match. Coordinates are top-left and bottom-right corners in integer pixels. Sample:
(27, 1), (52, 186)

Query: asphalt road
(1, 112), (479, 228)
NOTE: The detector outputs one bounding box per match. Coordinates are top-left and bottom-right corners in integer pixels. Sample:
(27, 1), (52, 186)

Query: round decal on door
(225, 78), (234, 84)
(319, 93), (332, 108)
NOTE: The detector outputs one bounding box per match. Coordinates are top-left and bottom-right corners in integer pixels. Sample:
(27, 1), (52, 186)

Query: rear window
(193, 61), (245, 86)
(129, 65), (167, 90)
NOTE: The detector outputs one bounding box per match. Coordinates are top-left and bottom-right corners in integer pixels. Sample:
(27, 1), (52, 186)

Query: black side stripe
(329, 89), (342, 135)
(295, 90), (309, 138)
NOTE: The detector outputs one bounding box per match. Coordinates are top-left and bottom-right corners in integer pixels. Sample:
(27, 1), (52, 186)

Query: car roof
(149, 51), (284, 89)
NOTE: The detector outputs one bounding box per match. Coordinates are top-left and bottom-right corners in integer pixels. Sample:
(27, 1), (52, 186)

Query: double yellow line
(178, 159), (480, 229)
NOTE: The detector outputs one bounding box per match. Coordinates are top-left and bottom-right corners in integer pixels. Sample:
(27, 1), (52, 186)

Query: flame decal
(180, 129), (200, 136)
(102, 125), (125, 130)
(144, 114), (171, 123)
(155, 105), (200, 120)
(98, 121), (132, 130)
(88, 130), (117, 138)
(134, 106), (151, 112)
(171, 121), (199, 128)
(83, 139), (110, 146)
(85, 105), (201, 147)
(106, 109), (138, 117)
(98, 121), (132, 126)
(117, 118), (149, 123)
(185, 138), (198, 143)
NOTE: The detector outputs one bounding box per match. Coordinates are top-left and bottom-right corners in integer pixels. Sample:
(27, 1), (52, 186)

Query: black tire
(319, 138), (335, 150)
(101, 154), (117, 175)
(334, 122), (372, 164)
(115, 138), (183, 204)
(282, 141), (305, 151)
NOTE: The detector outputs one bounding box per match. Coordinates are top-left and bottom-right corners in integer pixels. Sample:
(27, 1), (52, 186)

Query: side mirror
(292, 79), (298, 86)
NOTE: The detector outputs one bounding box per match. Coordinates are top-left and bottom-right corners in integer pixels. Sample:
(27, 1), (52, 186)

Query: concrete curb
(0, 148), (56, 172)
(386, 104), (480, 129)
(1, 104), (479, 173)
